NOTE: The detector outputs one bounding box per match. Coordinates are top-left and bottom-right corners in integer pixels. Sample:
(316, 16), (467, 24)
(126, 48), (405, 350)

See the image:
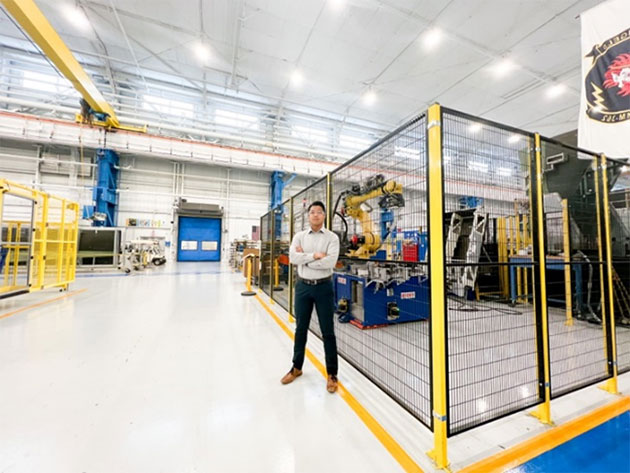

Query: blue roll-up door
(177, 216), (221, 262)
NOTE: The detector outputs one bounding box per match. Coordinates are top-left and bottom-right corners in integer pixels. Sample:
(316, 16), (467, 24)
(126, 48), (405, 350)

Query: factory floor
(0, 262), (628, 473)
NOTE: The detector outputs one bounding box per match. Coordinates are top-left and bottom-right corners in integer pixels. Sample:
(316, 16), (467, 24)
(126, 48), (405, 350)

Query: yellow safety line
(253, 293), (425, 473)
(0, 288), (88, 320)
(458, 396), (630, 473)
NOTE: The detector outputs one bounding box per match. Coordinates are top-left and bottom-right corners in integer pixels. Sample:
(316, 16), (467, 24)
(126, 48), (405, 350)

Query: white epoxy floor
(0, 263), (404, 473)
(1, 262), (628, 473)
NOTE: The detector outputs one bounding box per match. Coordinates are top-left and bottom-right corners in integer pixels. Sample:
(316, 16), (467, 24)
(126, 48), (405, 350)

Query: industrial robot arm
(337, 174), (404, 259)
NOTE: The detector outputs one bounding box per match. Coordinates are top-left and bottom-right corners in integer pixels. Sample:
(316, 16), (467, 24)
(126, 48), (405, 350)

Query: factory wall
(0, 139), (312, 260)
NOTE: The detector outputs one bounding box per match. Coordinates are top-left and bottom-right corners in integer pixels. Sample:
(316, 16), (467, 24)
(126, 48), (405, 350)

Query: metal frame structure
(0, 179), (79, 298)
(258, 103), (625, 469)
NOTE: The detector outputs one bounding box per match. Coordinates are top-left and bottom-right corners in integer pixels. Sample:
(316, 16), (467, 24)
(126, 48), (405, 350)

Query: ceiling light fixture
(469, 123), (482, 133)
(494, 58), (516, 78)
(62, 4), (90, 31)
(362, 89), (377, 106)
(422, 27), (443, 50)
(290, 70), (304, 87)
(508, 134), (520, 144)
(328, 0), (344, 10)
(193, 42), (211, 63)
(546, 83), (566, 99)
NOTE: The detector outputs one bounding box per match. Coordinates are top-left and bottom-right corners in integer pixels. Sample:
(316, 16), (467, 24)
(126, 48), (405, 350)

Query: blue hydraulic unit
(333, 271), (429, 328)
(84, 149), (119, 227)
(270, 171), (296, 237)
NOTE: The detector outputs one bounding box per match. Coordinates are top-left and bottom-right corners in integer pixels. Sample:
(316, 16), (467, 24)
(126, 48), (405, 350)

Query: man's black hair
(308, 201), (326, 213)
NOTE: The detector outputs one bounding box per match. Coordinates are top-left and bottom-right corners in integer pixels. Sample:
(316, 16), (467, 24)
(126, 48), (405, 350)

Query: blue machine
(333, 271), (429, 328)
(83, 149), (119, 227)
(270, 171), (296, 237)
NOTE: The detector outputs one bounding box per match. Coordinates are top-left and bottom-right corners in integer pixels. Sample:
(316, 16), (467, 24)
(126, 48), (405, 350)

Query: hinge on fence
(433, 411), (447, 422)
(535, 147), (542, 152)
(427, 120), (441, 130)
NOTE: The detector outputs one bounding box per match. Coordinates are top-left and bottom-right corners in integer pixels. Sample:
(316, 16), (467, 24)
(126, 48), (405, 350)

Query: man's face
(309, 205), (325, 228)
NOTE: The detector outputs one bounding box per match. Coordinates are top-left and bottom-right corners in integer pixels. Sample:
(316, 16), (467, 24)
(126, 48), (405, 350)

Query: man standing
(281, 201), (340, 393)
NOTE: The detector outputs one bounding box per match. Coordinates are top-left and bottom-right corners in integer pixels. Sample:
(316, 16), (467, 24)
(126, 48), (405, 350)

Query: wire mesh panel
(328, 114), (432, 427)
(290, 177), (328, 333)
(441, 110), (540, 435)
(541, 141), (611, 397)
(0, 194), (33, 295)
(609, 161), (630, 374)
(259, 212), (272, 296)
(271, 200), (291, 311)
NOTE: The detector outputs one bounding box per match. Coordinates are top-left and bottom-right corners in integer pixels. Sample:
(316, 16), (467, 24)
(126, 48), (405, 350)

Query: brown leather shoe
(327, 375), (338, 393)
(280, 367), (303, 385)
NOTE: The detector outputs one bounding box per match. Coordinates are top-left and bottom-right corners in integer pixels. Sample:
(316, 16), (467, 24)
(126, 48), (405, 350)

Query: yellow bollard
(241, 255), (256, 297)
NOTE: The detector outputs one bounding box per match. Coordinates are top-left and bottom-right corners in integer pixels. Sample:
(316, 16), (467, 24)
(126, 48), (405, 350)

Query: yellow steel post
(288, 197), (295, 323)
(562, 199), (573, 326)
(600, 155), (619, 394)
(37, 193), (49, 289)
(593, 161), (610, 376)
(57, 199), (66, 285)
(4, 224), (12, 286)
(12, 222), (21, 287)
(326, 173), (332, 229)
(523, 214), (529, 303)
(426, 104), (449, 470)
(241, 254), (256, 297)
(515, 212), (522, 302)
(289, 197), (295, 322)
(274, 258), (280, 287)
(531, 133), (552, 425)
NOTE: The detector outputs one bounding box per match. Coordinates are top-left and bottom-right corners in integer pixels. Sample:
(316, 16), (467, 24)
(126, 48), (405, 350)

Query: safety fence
(257, 104), (626, 467)
(1, 179), (79, 298)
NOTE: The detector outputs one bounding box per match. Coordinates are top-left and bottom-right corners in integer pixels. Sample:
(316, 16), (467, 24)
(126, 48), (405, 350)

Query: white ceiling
(0, 0), (606, 137)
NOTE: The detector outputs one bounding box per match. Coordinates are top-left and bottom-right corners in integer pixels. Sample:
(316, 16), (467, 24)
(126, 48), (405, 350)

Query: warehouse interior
(0, 1), (629, 472)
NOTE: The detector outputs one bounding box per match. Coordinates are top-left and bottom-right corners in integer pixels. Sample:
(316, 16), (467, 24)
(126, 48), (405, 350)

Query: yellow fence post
(426, 103), (449, 470)
(599, 155), (619, 395)
(57, 198), (67, 288)
(523, 214), (529, 303)
(562, 199), (573, 326)
(288, 196), (295, 323)
(530, 133), (552, 425)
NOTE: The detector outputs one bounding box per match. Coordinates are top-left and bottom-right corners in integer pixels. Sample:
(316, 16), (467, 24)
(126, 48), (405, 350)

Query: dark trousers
(292, 280), (338, 376)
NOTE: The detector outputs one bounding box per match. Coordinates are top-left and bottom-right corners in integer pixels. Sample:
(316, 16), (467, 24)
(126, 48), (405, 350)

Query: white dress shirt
(289, 227), (340, 279)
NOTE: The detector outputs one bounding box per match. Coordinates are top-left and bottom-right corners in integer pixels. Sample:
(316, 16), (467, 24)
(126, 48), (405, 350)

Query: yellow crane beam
(1, 0), (145, 133)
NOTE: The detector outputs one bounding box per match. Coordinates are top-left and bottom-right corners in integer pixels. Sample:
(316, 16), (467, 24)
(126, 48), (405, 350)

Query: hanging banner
(578, 0), (630, 159)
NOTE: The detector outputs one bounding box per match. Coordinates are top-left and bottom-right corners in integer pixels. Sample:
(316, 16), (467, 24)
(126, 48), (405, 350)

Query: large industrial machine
(332, 174), (430, 328)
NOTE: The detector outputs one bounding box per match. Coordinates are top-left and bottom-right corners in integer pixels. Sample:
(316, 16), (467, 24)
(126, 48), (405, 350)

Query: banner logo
(585, 27), (630, 123)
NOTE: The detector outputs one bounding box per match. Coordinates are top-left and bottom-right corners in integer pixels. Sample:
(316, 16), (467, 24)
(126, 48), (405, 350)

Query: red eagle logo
(603, 53), (630, 97)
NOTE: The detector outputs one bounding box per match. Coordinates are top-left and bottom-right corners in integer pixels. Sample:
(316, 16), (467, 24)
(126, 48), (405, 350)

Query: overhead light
(469, 161), (489, 173)
(290, 70), (303, 87)
(497, 167), (512, 176)
(508, 134), (521, 144)
(362, 89), (377, 106)
(394, 146), (420, 160)
(193, 42), (211, 63)
(422, 27), (443, 50)
(62, 4), (90, 31)
(546, 83), (566, 99)
(493, 58), (516, 78)
(469, 123), (482, 133)
(328, 0), (344, 10)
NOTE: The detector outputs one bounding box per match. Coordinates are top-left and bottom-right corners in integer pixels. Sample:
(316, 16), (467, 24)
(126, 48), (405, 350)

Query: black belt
(298, 276), (332, 285)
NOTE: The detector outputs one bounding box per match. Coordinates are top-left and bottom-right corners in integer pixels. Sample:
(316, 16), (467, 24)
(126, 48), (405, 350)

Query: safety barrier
(258, 104), (626, 468)
(0, 179), (79, 298)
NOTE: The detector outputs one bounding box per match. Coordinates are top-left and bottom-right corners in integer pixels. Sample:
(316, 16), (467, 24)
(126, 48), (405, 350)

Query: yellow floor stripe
(0, 288), (88, 320)
(254, 293), (424, 473)
(458, 395), (630, 473)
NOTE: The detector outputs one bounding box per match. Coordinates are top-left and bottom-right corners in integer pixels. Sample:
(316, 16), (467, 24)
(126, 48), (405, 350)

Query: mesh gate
(441, 110), (541, 434)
